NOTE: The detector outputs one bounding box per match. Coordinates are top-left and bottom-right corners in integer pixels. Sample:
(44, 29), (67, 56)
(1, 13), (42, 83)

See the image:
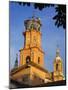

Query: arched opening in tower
(56, 63), (58, 71)
(26, 56), (31, 63)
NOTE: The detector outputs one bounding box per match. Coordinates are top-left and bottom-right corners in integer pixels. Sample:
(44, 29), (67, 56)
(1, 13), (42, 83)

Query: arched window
(38, 57), (40, 64)
(56, 63), (58, 71)
(26, 56), (30, 63)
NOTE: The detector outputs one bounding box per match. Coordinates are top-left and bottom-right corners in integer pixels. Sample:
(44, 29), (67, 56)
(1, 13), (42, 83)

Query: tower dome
(54, 48), (62, 62)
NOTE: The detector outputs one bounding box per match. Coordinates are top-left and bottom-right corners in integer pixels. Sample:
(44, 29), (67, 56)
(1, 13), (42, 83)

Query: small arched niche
(26, 56), (31, 63)
(56, 63), (58, 71)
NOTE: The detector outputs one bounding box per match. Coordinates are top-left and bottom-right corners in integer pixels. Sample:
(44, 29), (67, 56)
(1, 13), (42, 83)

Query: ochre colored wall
(30, 66), (50, 80)
(53, 59), (64, 81)
(19, 47), (44, 67)
(19, 29), (44, 67)
(32, 48), (44, 67)
(30, 30), (41, 48)
(19, 49), (31, 66)
(11, 67), (30, 80)
(23, 30), (42, 49)
(24, 31), (30, 48)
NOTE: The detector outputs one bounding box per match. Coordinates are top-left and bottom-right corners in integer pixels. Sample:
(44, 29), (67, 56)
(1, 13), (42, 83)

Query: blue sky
(9, 2), (66, 76)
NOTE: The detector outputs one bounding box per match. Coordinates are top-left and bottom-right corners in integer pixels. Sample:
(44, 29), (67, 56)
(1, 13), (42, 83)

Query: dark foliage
(34, 3), (54, 10)
(53, 5), (66, 29)
(15, 2), (66, 30)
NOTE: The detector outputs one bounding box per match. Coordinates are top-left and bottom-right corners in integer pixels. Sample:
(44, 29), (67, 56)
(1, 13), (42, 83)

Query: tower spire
(56, 45), (60, 57)
(14, 53), (18, 68)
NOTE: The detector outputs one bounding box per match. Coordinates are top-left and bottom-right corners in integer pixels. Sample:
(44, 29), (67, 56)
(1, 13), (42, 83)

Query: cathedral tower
(19, 16), (44, 67)
(53, 48), (64, 81)
(10, 16), (51, 86)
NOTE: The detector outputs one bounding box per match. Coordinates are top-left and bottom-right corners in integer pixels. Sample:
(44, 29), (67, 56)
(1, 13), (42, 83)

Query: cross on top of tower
(32, 10), (35, 19)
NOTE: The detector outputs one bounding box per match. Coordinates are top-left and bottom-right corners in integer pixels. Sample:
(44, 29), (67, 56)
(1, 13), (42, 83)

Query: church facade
(10, 16), (64, 87)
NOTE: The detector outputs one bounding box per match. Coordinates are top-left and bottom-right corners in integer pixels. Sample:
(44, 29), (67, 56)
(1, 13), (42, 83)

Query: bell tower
(19, 16), (44, 67)
(53, 48), (64, 81)
(10, 16), (51, 86)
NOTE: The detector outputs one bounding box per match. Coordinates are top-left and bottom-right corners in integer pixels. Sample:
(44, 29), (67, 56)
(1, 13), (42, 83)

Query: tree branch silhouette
(15, 2), (66, 30)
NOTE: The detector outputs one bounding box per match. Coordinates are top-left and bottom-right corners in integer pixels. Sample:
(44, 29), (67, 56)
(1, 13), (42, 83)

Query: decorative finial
(56, 45), (60, 57)
(16, 53), (18, 60)
(32, 10), (35, 19)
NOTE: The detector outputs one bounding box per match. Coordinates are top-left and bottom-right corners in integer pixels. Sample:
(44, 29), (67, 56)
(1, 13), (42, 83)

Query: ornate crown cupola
(24, 16), (42, 31)
(23, 16), (43, 49)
